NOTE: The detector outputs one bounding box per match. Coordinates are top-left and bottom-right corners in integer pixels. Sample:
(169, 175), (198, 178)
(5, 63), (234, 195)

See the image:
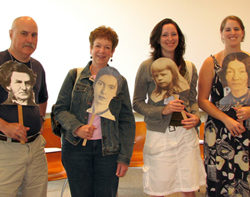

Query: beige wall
(1, 0), (250, 112)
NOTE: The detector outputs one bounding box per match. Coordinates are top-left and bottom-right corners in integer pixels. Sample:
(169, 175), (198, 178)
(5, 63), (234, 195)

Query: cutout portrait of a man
(87, 66), (122, 121)
(218, 52), (250, 107)
(0, 60), (37, 106)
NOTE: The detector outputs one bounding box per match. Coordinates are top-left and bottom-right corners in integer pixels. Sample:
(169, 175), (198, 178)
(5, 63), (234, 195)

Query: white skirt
(143, 126), (206, 196)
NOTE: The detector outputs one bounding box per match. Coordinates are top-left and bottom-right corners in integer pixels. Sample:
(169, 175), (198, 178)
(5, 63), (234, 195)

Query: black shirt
(0, 50), (48, 136)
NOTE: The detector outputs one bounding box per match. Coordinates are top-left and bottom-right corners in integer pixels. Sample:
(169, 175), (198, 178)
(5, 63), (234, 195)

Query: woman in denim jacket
(133, 18), (206, 197)
(54, 26), (135, 197)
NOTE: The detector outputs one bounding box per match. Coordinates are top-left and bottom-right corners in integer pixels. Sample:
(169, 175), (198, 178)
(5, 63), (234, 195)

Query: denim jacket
(54, 62), (135, 165)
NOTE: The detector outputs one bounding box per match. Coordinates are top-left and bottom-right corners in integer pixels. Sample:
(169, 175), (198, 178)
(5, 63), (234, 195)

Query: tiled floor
(47, 167), (145, 197)
(48, 179), (69, 197)
(48, 167), (206, 197)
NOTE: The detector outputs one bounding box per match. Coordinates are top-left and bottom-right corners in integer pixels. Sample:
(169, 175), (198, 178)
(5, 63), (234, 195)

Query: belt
(168, 126), (176, 132)
(0, 133), (40, 143)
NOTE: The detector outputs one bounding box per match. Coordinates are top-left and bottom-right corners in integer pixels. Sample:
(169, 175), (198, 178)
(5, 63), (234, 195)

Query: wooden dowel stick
(173, 95), (187, 120)
(17, 105), (25, 144)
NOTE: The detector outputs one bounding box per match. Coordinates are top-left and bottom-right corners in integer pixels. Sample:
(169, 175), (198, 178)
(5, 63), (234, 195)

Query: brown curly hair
(89, 26), (119, 51)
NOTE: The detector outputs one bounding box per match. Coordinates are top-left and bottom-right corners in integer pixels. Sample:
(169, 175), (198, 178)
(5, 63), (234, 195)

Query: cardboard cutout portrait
(150, 57), (189, 103)
(82, 66), (123, 146)
(218, 52), (250, 109)
(150, 58), (190, 119)
(87, 66), (122, 121)
(0, 60), (37, 106)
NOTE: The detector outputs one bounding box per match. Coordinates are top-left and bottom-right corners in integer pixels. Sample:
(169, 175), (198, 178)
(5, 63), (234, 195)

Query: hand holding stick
(17, 105), (25, 144)
(82, 66), (121, 146)
(173, 95), (187, 120)
(82, 114), (95, 146)
(234, 103), (243, 126)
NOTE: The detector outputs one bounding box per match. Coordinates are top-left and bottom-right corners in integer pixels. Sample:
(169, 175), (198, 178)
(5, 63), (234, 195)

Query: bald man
(0, 16), (48, 197)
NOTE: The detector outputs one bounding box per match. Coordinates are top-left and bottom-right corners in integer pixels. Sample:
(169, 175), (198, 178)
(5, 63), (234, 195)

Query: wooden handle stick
(173, 95), (187, 120)
(180, 109), (187, 120)
(17, 105), (25, 144)
(82, 114), (95, 146)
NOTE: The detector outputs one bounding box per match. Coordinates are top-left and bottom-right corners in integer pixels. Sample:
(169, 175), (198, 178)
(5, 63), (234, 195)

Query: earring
(110, 58), (113, 62)
(90, 56), (92, 59)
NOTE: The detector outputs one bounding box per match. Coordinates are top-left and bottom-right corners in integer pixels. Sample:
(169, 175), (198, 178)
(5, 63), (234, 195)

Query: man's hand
(2, 122), (29, 142)
(39, 124), (44, 135)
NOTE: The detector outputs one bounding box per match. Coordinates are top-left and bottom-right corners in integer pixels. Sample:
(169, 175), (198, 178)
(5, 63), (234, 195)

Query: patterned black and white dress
(204, 55), (249, 196)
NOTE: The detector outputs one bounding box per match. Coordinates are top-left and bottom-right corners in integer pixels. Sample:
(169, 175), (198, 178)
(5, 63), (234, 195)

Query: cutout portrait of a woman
(218, 52), (250, 108)
(87, 66), (122, 120)
(0, 61), (37, 106)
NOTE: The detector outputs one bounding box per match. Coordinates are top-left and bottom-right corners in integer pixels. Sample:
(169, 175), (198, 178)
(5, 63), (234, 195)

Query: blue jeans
(62, 139), (119, 197)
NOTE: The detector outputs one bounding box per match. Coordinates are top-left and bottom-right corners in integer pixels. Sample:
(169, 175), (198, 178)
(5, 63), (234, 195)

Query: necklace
(90, 65), (97, 75)
(8, 51), (32, 69)
(92, 105), (109, 116)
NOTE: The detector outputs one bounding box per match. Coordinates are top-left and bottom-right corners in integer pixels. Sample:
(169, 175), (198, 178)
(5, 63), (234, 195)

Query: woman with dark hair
(198, 16), (249, 196)
(133, 18), (206, 197)
(219, 52), (250, 107)
(150, 18), (186, 70)
(53, 26), (135, 197)
(87, 66), (123, 120)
